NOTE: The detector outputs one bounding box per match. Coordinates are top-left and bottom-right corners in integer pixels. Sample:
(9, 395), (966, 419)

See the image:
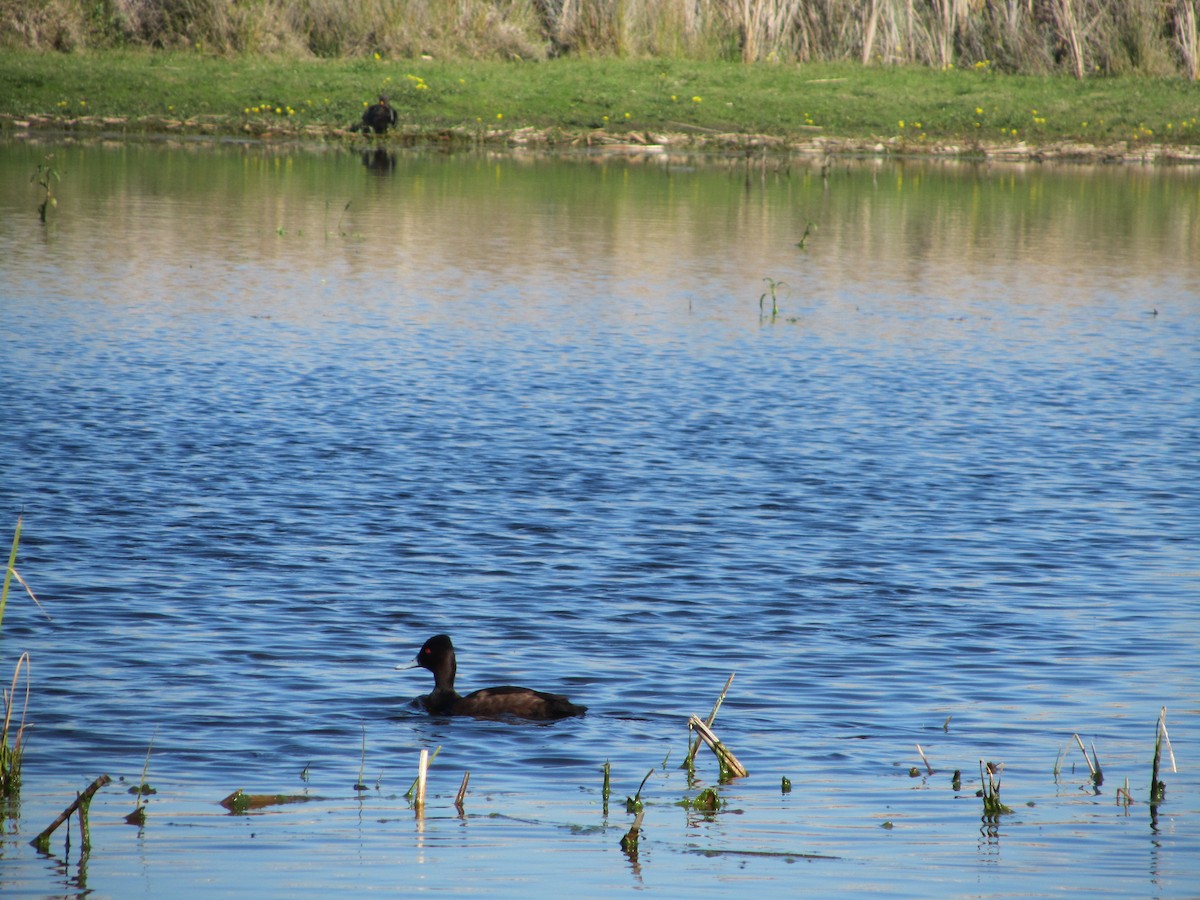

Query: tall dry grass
(1, 0), (1197, 75)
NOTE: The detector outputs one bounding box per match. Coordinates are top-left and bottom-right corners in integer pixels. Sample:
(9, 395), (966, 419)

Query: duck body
(402, 634), (586, 721)
(356, 96), (398, 135)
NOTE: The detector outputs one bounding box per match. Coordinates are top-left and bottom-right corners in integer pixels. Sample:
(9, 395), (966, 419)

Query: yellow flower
(374, 52), (381, 60)
(692, 96), (702, 103)
(975, 107), (983, 115)
(624, 112), (631, 119)
(496, 113), (503, 120)
(898, 120), (905, 129)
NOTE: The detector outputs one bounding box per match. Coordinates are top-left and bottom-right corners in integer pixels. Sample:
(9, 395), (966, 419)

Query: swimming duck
(399, 634), (587, 721)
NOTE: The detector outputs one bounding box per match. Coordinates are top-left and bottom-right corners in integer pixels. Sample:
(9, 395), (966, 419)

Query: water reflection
(360, 147), (397, 175)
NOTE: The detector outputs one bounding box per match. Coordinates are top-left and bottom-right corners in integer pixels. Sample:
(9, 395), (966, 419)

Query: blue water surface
(0, 140), (1198, 897)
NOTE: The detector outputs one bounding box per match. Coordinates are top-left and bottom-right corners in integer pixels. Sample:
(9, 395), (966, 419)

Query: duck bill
(395, 655), (420, 671)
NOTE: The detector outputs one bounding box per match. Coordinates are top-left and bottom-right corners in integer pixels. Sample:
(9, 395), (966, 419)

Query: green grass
(1, 49), (1198, 148)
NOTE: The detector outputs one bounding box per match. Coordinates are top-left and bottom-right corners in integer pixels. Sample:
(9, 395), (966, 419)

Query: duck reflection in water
(361, 148), (396, 175)
(399, 634), (587, 721)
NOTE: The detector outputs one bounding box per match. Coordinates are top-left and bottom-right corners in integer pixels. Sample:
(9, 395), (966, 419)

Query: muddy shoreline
(5, 112), (1200, 165)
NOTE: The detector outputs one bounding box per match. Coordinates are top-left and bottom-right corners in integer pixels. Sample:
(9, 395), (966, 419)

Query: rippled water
(1, 139), (1198, 898)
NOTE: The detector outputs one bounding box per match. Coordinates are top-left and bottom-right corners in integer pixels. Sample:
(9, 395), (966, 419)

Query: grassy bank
(2, 49), (1198, 156)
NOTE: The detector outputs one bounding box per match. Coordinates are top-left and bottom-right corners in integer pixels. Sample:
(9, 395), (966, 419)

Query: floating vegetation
(794, 222), (817, 250)
(219, 789), (320, 814)
(31, 774), (111, 852)
(951, 769), (962, 792)
(682, 786), (723, 812)
(781, 776), (792, 794)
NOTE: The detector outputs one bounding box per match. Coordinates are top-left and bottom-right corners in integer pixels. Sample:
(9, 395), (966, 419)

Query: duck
(355, 95), (398, 135)
(399, 634), (587, 721)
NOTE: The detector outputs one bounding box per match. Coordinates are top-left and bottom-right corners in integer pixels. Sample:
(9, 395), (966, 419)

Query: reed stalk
(125, 730), (157, 825)
(979, 760), (1012, 818)
(687, 715), (748, 779)
(406, 745), (440, 799)
(916, 743), (934, 776)
(415, 748), (428, 811)
(1178, 0), (1200, 79)
(683, 672), (734, 769)
(1, 652), (31, 799)
(0, 517), (21, 633)
(1073, 733), (1103, 786)
(454, 771), (469, 811)
(2, 0), (1196, 76)
(625, 768), (654, 813)
(1150, 707), (1172, 806)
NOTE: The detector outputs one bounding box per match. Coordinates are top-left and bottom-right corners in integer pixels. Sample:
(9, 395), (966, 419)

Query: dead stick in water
(684, 673), (735, 768)
(1072, 734), (1095, 776)
(687, 716), (748, 778)
(31, 774), (111, 851)
(1159, 708), (1177, 772)
(916, 743), (934, 776)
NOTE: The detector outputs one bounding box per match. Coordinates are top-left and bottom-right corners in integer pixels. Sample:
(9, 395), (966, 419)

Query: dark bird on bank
(354, 95), (398, 135)
(398, 634), (587, 721)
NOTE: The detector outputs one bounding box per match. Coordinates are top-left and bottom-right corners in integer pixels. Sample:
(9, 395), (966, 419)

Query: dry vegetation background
(1, 0), (1198, 77)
